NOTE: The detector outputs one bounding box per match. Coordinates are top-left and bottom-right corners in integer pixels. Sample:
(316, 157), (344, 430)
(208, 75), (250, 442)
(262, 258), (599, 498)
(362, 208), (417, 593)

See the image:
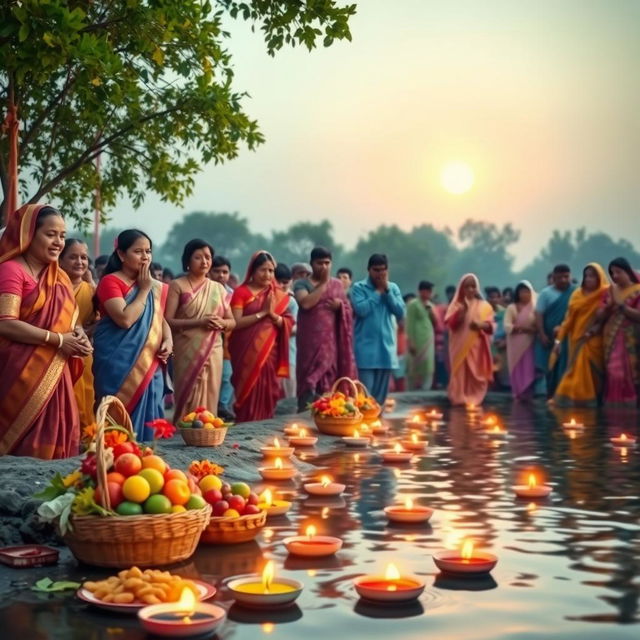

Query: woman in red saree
(229, 251), (294, 422)
(0, 204), (92, 458)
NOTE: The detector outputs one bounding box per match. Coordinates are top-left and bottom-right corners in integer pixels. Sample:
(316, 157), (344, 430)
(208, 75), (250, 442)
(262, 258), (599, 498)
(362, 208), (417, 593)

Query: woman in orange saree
(165, 239), (236, 419)
(229, 251), (294, 422)
(59, 238), (96, 429)
(0, 205), (92, 458)
(445, 273), (495, 406)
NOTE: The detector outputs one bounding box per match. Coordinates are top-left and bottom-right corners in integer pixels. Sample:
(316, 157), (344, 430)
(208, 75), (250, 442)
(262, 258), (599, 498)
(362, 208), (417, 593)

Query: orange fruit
(107, 471), (126, 485)
(139, 468), (164, 494)
(122, 475), (151, 503)
(163, 479), (191, 506)
(199, 474), (222, 493)
(141, 454), (167, 474)
(171, 505), (186, 513)
(164, 469), (188, 483)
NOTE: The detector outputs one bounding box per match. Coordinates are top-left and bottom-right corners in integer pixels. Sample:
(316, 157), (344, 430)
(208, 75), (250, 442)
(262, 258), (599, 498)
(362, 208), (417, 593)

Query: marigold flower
(189, 459), (224, 480)
(62, 470), (83, 488)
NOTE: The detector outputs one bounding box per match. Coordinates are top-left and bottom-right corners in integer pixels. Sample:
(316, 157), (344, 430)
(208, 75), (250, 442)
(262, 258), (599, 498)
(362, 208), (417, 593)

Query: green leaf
(32, 578), (81, 593)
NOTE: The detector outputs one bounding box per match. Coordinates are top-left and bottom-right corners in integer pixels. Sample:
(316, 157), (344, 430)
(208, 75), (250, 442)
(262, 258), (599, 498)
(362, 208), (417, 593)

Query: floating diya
(304, 474), (345, 496)
(342, 428), (371, 447)
(425, 409), (444, 421)
(353, 563), (425, 603)
(433, 539), (498, 576)
(405, 414), (427, 428)
(381, 442), (413, 463)
(482, 414), (499, 427)
(513, 472), (552, 499)
(400, 432), (427, 452)
(384, 497), (433, 524)
(260, 437), (295, 459)
(287, 428), (318, 447)
(259, 457), (298, 481)
(227, 561), (303, 608)
(283, 524), (343, 557)
(610, 432), (637, 446)
(368, 419), (389, 435)
(562, 417), (584, 429)
(257, 489), (291, 517)
(138, 586), (226, 638)
(486, 424), (507, 437)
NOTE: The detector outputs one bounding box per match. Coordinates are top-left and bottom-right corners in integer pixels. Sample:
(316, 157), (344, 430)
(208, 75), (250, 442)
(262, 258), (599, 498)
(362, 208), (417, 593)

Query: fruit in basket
(186, 494), (207, 510)
(116, 501), (143, 516)
(115, 453), (142, 477)
(199, 474), (222, 493)
(163, 479), (191, 506)
(228, 495), (246, 512)
(138, 468), (164, 494)
(95, 482), (124, 509)
(165, 469), (188, 483)
(244, 504), (261, 515)
(230, 482), (251, 499)
(122, 475), (151, 503)
(179, 407), (227, 429)
(141, 455), (167, 474)
(310, 391), (359, 418)
(224, 508), (240, 518)
(143, 494), (172, 514)
(211, 499), (229, 516)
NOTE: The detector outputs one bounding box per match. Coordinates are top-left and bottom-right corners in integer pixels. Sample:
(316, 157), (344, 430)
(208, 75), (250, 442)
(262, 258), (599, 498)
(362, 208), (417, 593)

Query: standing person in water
(445, 273), (494, 406)
(93, 229), (172, 440)
(59, 238), (97, 429)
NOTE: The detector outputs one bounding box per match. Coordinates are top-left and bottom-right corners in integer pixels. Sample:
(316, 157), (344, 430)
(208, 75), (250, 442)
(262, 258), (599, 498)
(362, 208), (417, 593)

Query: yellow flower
(71, 487), (97, 515)
(63, 471), (83, 488)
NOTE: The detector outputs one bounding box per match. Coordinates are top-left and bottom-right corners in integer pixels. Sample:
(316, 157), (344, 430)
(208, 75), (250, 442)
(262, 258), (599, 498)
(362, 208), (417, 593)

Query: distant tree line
(81, 212), (640, 298)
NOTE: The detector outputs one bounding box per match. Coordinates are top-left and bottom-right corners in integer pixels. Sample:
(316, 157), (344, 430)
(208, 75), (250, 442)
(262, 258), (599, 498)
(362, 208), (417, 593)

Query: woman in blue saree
(93, 229), (172, 440)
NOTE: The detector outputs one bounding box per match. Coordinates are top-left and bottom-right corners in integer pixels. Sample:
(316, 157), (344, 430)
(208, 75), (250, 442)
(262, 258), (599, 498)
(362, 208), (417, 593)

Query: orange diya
(286, 427), (318, 447)
(384, 497), (433, 524)
(513, 472), (552, 499)
(283, 524), (342, 557)
(259, 457), (298, 481)
(353, 563), (425, 603)
(304, 475), (345, 496)
(227, 561), (303, 608)
(260, 437), (295, 459)
(381, 442), (413, 463)
(433, 539), (498, 575)
(342, 428), (371, 447)
(400, 432), (427, 452)
(610, 432), (637, 446)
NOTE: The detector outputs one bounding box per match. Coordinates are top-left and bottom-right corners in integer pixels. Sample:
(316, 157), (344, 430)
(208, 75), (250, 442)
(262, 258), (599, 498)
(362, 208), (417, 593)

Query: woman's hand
(137, 262), (153, 292)
(208, 314), (226, 330)
(263, 291), (273, 312)
(158, 337), (173, 363)
(60, 332), (93, 358)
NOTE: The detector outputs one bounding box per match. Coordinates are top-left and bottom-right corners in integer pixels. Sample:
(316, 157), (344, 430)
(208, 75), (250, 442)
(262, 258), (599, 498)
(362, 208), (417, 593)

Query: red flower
(194, 406), (206, 413)
(146, 419), (176, 439)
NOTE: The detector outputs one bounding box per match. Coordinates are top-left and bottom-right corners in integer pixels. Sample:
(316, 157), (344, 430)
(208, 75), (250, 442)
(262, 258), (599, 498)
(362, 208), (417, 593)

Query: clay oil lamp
(404, 414), (427, 428)
(368, 419), (389, 435)
(283, 422), (304, 436)
(342, 428), (371, 447)
(562, 417), (584, 430)
(433, 539), (498, 576)
(259, 457), (298, 481)
(482, 414), (499, 428)
(400, 432), (427, 452)
(384, 497), (433, 524)
(304, 474), (345, 497)
(425, 408), (444, 421)
(384, 398), (396, 411)
(513, 472), (552, 499)
(287, 427), (318, 447)
(138, 586), (226, 638)
(610, 432), (637, 447)
(257, 489), (291, 517)
(260, 437), (295, 459)
(227, 561), (303, 608)
(353, 562), (425, 603)
(381, 443), (413, 463)
(283, 524), (342, 557)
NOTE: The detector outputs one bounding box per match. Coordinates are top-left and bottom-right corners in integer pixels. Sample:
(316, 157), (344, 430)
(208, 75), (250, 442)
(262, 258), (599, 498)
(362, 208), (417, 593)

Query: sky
(109, 0), (640, 269)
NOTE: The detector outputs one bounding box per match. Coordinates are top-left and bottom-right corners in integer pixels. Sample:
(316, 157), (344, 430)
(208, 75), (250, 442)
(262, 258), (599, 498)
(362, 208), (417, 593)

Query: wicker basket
(313, 377), (363, 436)
(180, 426), (228, 447)
(63, 396), (211, 568)
(200, 510), (267, 545)
(353, 379), (381, 421)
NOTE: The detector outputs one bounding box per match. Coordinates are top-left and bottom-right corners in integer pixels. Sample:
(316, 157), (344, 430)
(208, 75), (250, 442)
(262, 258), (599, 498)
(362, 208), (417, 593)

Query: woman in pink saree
(166, 240), (236, 419)
(504, 281), (538, 400)
(445, 273), (494, 406)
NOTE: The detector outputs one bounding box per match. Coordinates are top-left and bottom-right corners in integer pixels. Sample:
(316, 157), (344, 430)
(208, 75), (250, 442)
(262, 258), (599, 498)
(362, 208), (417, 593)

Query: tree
(267, 220), (342, 266)
(0, 1), (356, 224)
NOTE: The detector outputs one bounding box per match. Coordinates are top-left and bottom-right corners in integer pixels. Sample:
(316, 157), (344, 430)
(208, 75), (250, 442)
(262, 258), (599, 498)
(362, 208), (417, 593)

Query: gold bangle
(44, 330), (50, 345)
(57, 332), (64, 349)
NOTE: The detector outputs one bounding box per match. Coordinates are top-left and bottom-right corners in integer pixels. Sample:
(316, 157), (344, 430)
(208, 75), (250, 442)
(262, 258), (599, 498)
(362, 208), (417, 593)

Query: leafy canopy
(0, 0), (356, 224)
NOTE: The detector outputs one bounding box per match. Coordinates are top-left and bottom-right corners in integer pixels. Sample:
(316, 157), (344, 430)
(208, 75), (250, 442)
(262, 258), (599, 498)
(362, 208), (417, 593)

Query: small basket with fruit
(177, 407), (230, 447)
(310, 377), (363, 436)
(353, 380), (381, 421)
(36, 396), (211, 568)
(197, 476), (266, 545)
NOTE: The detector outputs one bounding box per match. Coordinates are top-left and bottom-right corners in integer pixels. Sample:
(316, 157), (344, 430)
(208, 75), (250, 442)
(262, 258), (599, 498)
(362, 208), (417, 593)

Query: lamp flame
(261, 489), (273, 507)
(404, 497), (413, 510)
(394, 442), (402, 454)
(306, 524), (317, 539)
(176, 586), (196, 618)
(385, 563), (400, 580)
(275, 457), (283, 470)
(353, 429), (360, 438)
(527, 473), (537, 489)
(273, 437), (280, 448)
(262, 561), (274, 593)
(461, 539), (474, 560)
(620, 433), (628, 441)
(320, 475), (332, 487)
(411, 433), (418, 443)
(299, 428), (307, 437)
(411, 415), (420, 423)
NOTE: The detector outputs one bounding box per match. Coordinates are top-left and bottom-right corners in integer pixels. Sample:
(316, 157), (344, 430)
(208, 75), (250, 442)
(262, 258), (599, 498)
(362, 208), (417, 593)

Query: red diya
(353, 563), (425, 603)
(384, 497), (433, 524)
(283, 524), (342, 557)
(138, 587), (226, 638)
(513, 472), (552, 499)
(433, 539), (498, 575)
(400, 432), (427, 452)
(304, 475), (345, 496)
(381, 443), (413, 463)
(610, 433), (637, 446)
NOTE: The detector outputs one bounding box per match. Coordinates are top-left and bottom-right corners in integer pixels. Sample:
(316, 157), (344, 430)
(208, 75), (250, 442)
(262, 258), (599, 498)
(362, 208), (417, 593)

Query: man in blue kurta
(349, 254), (406, 405)
(534, 264), (576, 398)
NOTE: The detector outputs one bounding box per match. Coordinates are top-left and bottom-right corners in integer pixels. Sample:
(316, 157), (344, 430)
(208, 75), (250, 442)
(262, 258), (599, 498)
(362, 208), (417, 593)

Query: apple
(230, 482), (251, 498)
(203, 489), (223, 505)
(212, 500), (229, 517)
(247, 492), (259, 506)
(227, 495), (246, 513)
(244, 504), (261, 515)
(114, 452), (142, 477)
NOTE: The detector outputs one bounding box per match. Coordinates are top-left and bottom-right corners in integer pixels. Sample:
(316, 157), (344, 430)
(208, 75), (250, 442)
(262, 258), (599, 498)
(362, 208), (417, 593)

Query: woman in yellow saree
(59, 239), (96, 428)
(0, 205), (92, 458)
(445, 273), (495, 406)
(553, 263), (609, 407)
(165, 239), (236, 419)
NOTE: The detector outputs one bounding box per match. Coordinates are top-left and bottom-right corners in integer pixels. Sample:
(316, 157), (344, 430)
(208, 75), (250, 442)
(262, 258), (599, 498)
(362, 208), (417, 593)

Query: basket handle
(353, 379), (380, 407)
(331, 376), (359, 398)
(94, 395), (135, 512)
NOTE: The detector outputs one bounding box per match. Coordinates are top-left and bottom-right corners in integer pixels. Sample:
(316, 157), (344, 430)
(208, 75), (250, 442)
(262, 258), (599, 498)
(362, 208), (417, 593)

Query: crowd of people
(1, 203), (639, 460)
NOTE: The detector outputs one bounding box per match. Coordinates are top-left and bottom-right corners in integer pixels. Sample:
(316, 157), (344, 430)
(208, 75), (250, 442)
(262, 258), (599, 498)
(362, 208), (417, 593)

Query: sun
(441, 162), (474, 195)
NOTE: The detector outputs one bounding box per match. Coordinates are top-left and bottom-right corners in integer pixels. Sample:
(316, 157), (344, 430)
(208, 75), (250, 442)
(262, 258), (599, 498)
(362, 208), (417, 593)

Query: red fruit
(247, 492), (259, 506)
(227, 495), (246, 513)
(244, 504), (261, 515)
(221, 483), (231, 494)
(112, 442), (141, 459)
(212, 500), (229, 517)
(203, 489), (223, 505)
(114, 452), (142, 477)
(95, 481), (124, 509)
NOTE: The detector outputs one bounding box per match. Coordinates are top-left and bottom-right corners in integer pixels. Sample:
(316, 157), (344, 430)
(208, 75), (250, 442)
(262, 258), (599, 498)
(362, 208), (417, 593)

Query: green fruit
(143, 494), (172, 514)
(192, 419), (204, 429)
(230, 482), (251, 499)
(186, 494), (206, 510)
(115, 501), (143, 516)
(178, 420), (189, 428)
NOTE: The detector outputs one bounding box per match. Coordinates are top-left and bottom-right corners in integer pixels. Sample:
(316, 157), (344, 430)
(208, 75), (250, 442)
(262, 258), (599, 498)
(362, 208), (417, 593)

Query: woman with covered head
(229, 251), (294, 422)
(92, 229), (172, 440)
(0, 204), (92, 458)
(165, 239), (235, 419)
(445, 273), (494, 406)
(552, 263), (609, 407)
(504, 281), (538, 400)
(599, 257), (640, 406)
